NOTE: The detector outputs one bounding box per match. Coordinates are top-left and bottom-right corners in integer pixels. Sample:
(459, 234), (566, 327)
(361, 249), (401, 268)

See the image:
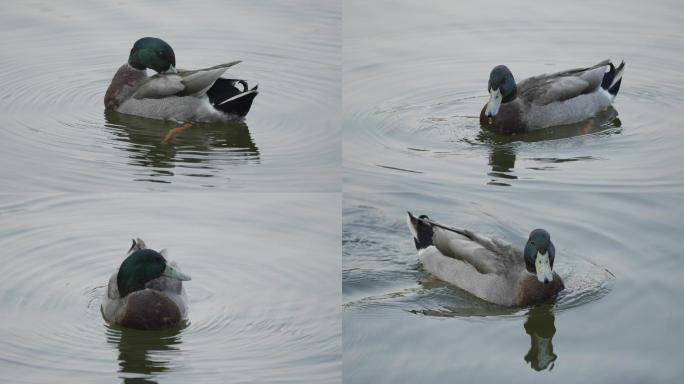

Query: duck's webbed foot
(162, 122), (193, 144)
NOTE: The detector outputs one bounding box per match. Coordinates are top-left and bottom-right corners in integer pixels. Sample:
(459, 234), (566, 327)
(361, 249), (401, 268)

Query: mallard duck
(101, 238), (191, 330)
(407, 212), (564, 307)
(480, 59), (625, 134)
(104, 37), (258, 122)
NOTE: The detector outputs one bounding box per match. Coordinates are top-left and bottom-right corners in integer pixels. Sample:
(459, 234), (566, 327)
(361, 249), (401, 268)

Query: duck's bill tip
(163, 264), (191, 281)
(163, 65), (177, 74)
(536, 273), (553, 284)
(485, 89), (502, 117)
(535, 253), (554, 284)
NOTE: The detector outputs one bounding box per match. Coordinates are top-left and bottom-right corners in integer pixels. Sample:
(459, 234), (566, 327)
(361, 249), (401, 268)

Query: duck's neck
(502, 84), (517, 103)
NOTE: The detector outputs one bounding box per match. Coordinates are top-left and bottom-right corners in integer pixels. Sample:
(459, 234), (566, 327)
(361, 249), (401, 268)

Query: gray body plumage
(117, 93), (225, 122)
(408, 214), (564, 307)
(105, 62), (242, 122)
(481, 60), (624, 133)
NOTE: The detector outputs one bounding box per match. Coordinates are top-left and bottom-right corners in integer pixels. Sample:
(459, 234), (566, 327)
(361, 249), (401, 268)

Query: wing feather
(518, 61), (609, 105)
(133, 74), (185, 99)
(177, 61), (242, 96)
(432, 227), (506, 275)
(132, 61), (243, 99)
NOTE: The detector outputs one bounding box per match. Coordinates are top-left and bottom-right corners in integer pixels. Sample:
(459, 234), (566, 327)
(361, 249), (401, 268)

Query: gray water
(343, 0), (684, 383)
(2, 0), (684, 382)
(0, 2), (341, 382)
(0, 0), (340, 191)
(0, 193), (341, 383)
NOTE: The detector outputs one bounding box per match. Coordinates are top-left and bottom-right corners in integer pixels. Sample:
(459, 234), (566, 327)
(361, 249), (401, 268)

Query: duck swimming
(480, 59), (625, 134)
(407, 212), (564, 307)
(101, 238), (191, 330)
(104, 37), (258, 123)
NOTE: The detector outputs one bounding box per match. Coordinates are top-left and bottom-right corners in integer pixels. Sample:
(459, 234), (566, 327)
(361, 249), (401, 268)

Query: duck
(406, 212), (564, 307)
(104, 37), (258, 123)
(101, 238), (191, 330)
(480, 59), (625, 134)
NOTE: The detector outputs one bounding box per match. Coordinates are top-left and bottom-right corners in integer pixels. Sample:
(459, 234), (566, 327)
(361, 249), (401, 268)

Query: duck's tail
(601, 60), (625, 97)
(127, 238), (147, 256)
(207, 79), (259, 117)
(407, 212), (435, 250)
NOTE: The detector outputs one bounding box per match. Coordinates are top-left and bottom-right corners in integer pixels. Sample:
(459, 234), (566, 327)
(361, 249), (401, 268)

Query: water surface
(0, 193), (341, 383)
(343, 0), (684, 382)
(343, 191), (683, 383)
(0, 0), (340, 191)
(344, 0), (684, 193)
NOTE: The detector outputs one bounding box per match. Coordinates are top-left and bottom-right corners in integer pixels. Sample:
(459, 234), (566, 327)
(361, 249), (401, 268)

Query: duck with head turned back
(480, 60), (625, 134)
(407, 212), (564, 307)
(101, 238), (191, 330)
(105, 37), (258, 123)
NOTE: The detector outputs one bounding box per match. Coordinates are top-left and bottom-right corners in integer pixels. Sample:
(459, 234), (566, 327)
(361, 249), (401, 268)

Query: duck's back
(517, 63), (607, 106)
(422, 227), (525, 306)
(515, 64), (613, 130)
(420, 246), (521, 306)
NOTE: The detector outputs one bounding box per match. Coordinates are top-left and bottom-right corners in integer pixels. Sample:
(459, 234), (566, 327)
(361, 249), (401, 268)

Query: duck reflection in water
(104, 111), (259, 181)
(524, 304), (558, 371)
(106, 322), (187, 384)
(413, 278), (561, 371)
(477, 107), (621, 186)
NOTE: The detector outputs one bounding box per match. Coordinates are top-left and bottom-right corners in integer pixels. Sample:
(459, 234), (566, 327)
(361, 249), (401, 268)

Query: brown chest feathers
(119, 289), (182, 330)
(515, 273), (565, 307)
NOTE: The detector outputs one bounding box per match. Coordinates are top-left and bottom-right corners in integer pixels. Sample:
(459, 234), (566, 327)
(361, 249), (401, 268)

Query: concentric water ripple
(343, 5), (684, 194)
(0, 0), (340, 191)
(0, 193), (341, 383)
(342, 187), (684, 382)
(345, 1), (683, 383)
(342, 193), (616, 317)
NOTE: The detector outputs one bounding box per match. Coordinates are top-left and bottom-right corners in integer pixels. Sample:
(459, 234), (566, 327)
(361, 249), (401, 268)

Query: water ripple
(344, 21), (684, 193)
(0, 0), (340, 192)
(0, 193), (340, 383)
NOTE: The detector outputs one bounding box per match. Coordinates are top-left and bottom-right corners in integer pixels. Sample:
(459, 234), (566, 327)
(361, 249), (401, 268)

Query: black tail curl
(207, 78), (259, 117)
(600, 61), (625, 97)
(407, 212), (434, 250)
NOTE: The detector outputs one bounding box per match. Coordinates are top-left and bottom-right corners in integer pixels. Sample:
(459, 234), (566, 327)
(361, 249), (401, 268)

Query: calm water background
(343, 0), (684, 383)
(2, 0), (684, 382)
(0, 0), (340, 191)
(0, 193), (341, 383)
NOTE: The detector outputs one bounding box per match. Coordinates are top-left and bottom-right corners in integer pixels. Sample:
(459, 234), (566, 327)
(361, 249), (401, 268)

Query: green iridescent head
(128, 37), (176, 73)
(116, 248), (190, 297)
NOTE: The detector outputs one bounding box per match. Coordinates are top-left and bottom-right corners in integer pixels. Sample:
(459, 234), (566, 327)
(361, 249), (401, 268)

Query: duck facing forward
(407, 212), (564, 307)
(105, 37), (258, 122)
(481, 60), (625, 134)
(101, 238), (191, 330)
